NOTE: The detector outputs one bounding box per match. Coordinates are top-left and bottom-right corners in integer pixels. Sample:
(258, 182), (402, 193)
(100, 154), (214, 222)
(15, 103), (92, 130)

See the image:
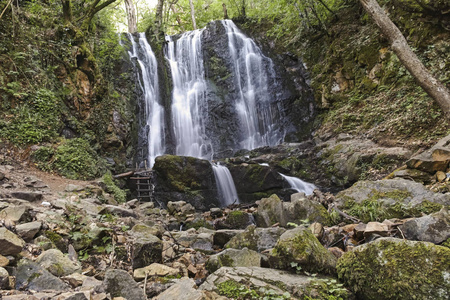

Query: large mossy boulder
(215, 211), (254, 230)
(153, 155), (219, 210)
(255, 193), (331, 227)
(205, 248), (261, 273)
(337, 238), (450, 300)
(225, 225), (286, 252)
(269, 226), (337, 275)
(200, 267), (353, 300)
(336, 179), (450, 222)
(227, 164), (285, 203)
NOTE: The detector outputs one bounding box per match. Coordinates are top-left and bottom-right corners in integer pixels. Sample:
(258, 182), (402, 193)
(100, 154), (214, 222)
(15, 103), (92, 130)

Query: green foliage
(217, 280), (290, 300)
(102, 172), (127, 203)
(52, 138), (105, 180)
(0, 88), (62, 145)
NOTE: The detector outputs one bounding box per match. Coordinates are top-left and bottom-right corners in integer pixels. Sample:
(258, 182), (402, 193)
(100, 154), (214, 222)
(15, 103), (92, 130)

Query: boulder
(167, 201), (195, 216)
(15, 221), (41, 242)
(15, 260), (70, 292)
(284, 193), (331, 226)
(406, 134), (450, 173)
(392, 168), (433, 184)
(337, 238), (450, 300)
(10, 191), (43, 202)
(133, 263), (179, 281)
(153, 155), (220, 210)
(0, 205), (31, 223)
(200, 267), (353, 299)
(100, 205), (136, 218)
(215, 211), (254, 230)
(400, 208), (450, 244)
(153, 278), (204, 300)
(131, 234), (163, 269)
(336, 179), (450, 221)
(206, 248), (261, 273)
(0, 254), (9, 267)
(227, 164), (285, 203)
(36, 249), (82, 277)
(254, 194), (286, 227)
(225, 225), (286, 252)
(172, 230), (214, 252)
(130, 224), (164, 239)
(0, 267), (9, 289)
(213, 229), (244, 248)
(102, 269), (146, 300)
(0, 227), (25, 256)
(269, 226), (337, 275)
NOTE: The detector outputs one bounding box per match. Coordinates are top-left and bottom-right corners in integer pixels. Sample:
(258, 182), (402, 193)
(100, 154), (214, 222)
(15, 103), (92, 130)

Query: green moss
(45, 231), (66, 252)
(337, 239), (450, 299)
(225, 211), (250, 229)
(226, 225), (258, 250)
(102, 172), (127, 203)
(185, 218), (214, 230)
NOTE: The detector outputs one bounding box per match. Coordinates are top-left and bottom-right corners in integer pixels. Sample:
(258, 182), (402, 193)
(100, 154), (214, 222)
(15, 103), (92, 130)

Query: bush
(102, 172), (127, 203)
(52, 138), (105, 180)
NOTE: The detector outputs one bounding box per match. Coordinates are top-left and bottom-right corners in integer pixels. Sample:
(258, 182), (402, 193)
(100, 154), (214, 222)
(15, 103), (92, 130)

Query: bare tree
(154, 0), (164, 40)
(124, 0), (137, 33)
(359, 0), (450, 117)
(188, 0), (197, 30)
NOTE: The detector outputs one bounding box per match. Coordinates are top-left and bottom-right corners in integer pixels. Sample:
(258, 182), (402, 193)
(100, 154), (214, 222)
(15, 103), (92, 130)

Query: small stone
(0, 227), (25, 256)
(10, 191), (43, 202)
(309, 222), (324, 239)
(63, 273), (88, 288)
(15, 221), (42, 242)
(436, 171), (446, 182)
(133, 263), (179, 280)
(353, 223), (367, 241)
(65, 184), (86, 192)
(328, 247), (344, 259)
(364, 222), (389, 240)
(0, 267), (9, 289)
(103, 269), (146, 300)
(36, 249), (82, 277)
(0, 254), (9, 267)
(187, 264), (197, 276)
(210, 207), (223, 218)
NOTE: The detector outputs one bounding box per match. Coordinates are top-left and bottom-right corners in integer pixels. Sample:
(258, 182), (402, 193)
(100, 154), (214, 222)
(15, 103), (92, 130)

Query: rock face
(153, 155), (219, 210)
(400, 208), (450, 244)
(205, 248), (261, 273)
(200, 267), (353, 299)
(0, 227), (25, 256)
(201, 20), (316, 157)
(337, 238), (450, 300)
(269, 226), (337, 275)
(336, 179), (449, 221)
(406, 134), (450, 173)
(102, 269), (146, 300)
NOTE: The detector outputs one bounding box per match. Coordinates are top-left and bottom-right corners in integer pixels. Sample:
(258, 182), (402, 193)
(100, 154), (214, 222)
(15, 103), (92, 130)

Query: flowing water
(279, 173), (316, 195)
(165, 31), (213, 161)
(126, 33), (165, 168)
(221, 19), (284, 150)
(212, 163), (240, 206)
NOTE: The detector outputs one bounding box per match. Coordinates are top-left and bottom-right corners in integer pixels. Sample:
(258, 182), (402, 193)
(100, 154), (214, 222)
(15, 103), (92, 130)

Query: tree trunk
(171, 4), (185, 31)
(61, 0), (73, 24)
(359, 0), (450, 118)
(222, 3), (228, 19)
(189, 0), (197, 30)
(154, 0), (164, 41)
(124, 0), (137, 33)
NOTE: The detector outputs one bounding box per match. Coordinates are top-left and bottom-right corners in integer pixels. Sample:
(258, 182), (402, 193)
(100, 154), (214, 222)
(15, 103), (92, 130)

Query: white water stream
(212, 163), (240, 206)
(279, 173), (316, 195)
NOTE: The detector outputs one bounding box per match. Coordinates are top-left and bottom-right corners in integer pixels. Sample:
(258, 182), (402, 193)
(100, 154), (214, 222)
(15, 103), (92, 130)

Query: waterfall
(126, 33), (165, 168)
(279, 173), (316, 196)
(165, 31), (213, 160)
(212, 163), (240, 206)
(221, 19), (284, 150)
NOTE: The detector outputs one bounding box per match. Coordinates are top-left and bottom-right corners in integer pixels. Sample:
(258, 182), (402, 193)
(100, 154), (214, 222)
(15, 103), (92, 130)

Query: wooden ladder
(131, 175), (152, 201)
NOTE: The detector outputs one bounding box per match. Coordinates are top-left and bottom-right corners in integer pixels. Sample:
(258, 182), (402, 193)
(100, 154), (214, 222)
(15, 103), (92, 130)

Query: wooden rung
(130, 177), (151, 180)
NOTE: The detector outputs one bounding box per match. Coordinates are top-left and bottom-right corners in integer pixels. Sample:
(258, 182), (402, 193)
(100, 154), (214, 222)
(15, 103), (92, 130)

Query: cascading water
(212, 163), (240, 206)
(279, 173), (316, 196)
(222, 19), (284, 150)
(126, 33), (165, 168)
(165, 31), (213, 160)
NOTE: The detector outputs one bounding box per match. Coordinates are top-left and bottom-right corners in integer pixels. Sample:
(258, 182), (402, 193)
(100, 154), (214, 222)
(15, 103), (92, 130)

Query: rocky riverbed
(0, 135), (449, 299)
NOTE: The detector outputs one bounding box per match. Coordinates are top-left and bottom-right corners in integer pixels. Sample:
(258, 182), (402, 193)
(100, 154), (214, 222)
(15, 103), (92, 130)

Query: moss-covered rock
(216, 211), (253, 230)
(254, 194), (285, 228)
(152, 155), (219, 210)
(269, 226), (337, 275)
(285, 193), (332, 226)
(336, 179), (449, 221)
(337, 238), (450, 300)
(205, 248), (261, 273)
(225, 225), (286, 252)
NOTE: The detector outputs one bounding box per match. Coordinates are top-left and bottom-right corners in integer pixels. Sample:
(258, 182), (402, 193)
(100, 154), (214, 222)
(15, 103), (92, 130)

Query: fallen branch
(329, 204), (361, 223)
(0, 0), (13, 20)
